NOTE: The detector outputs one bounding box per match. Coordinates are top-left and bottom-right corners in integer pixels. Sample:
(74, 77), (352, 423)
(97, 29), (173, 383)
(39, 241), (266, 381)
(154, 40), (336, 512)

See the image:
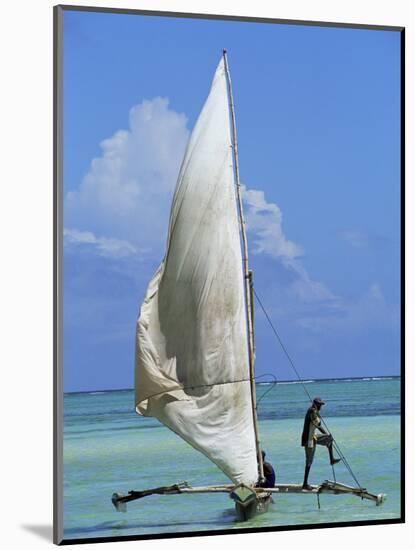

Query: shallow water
(63, 377), (401, 541)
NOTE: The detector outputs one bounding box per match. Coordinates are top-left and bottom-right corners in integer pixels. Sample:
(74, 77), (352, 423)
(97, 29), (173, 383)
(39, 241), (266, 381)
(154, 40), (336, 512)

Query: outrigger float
(112, 50), (385, 522)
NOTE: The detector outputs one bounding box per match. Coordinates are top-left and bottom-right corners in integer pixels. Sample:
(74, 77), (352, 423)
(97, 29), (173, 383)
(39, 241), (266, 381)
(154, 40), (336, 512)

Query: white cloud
(283, 258), (338, 303)
(243, 186), (303, 259)
(64, 228), (138, 259)
(65, 98), (338, 306)
(243, 185), (337, 304)
(63, 98), (399, 359)
(65, 97), (190, 255)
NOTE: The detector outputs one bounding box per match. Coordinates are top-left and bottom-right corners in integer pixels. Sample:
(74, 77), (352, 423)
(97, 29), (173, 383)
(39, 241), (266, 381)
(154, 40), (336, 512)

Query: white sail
(135, 58), (258, 485)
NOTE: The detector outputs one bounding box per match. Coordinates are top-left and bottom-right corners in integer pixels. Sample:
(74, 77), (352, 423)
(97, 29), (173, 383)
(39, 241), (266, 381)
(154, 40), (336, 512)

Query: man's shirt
(301, 406), (322, 448)
(261, 461), (276, 488)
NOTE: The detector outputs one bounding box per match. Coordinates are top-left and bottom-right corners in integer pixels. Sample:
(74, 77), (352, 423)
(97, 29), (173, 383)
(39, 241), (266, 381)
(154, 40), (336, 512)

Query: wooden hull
(230, 484), (272, 521)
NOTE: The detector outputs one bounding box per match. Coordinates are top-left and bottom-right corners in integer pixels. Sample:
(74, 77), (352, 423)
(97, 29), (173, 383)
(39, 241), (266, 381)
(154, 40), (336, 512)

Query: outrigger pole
(112, 480), (385, 512)
(222, 48), (264, 483)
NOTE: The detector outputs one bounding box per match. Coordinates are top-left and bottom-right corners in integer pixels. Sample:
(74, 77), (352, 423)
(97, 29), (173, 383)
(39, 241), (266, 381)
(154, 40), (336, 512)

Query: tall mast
(222, 49), (264, 482)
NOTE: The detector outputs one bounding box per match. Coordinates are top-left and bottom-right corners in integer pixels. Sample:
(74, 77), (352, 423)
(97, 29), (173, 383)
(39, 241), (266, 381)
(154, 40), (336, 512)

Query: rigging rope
(253, 288), (363, 490)
(255, 373), (278, 405)
(139, 373), (277, 412)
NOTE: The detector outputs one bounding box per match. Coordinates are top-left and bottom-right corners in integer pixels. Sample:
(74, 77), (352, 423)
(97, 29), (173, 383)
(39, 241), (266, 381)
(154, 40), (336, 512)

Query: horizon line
(63, 374), (400, 396)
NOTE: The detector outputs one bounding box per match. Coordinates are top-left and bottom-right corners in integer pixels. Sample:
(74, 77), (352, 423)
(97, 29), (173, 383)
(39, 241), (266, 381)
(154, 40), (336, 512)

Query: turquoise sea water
(63, 377), (401, 541)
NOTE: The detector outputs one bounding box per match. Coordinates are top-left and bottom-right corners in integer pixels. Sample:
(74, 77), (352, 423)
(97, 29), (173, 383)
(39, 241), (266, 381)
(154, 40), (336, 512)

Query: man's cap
(313, 396), (325, 405)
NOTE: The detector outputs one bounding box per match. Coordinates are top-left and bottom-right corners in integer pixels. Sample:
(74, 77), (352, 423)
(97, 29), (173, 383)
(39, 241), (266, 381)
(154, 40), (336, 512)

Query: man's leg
(303, 446), (315, 490)
(316, 434), (341, 465)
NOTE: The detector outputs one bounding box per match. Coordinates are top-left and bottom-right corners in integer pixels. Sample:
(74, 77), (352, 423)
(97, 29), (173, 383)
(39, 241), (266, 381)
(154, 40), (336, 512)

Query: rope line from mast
(137, 375), (263, 405)
(253, 288), (363, 490)
(255, 373), (278, 405)
(138, 374), (278, 410)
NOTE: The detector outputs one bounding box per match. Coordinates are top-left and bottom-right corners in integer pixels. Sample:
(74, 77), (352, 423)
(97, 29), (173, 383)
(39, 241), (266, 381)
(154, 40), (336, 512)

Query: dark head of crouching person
(257, 450), (276, 488)
(301, 397), (341, 491)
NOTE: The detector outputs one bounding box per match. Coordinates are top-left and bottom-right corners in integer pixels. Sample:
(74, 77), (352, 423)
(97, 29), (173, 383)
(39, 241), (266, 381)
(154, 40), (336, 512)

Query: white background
(0, 1), (412, 549)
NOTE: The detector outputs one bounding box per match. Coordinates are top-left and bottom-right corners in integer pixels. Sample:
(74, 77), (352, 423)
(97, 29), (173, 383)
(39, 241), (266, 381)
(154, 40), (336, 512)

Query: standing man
(301, 397), (341, 490)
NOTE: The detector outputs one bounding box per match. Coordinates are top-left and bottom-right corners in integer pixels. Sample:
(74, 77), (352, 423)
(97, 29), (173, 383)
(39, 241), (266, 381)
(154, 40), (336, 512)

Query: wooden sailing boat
(112, 51), (385, 522)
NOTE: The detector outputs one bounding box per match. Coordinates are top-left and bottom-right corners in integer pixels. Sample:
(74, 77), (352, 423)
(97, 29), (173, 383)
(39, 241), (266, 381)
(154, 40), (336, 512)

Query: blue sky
(63, 10), (401, 392)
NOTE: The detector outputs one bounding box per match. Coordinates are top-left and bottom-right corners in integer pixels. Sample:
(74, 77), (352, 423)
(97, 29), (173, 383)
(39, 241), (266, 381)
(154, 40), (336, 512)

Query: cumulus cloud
(64, 97), (338, 306)
(65, 97), (190, 256)
(63, 97), (399, 376)
(283, 258), (338, 303)
(64, 228), (138, 259)
(243, 185), (337, 304)
(243, 186), (303, 259)
(242, 190), (397, 332)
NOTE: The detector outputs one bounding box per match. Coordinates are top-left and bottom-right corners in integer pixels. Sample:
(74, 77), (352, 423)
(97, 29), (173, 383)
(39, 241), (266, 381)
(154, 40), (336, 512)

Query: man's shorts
(304, 434), (333, 466)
